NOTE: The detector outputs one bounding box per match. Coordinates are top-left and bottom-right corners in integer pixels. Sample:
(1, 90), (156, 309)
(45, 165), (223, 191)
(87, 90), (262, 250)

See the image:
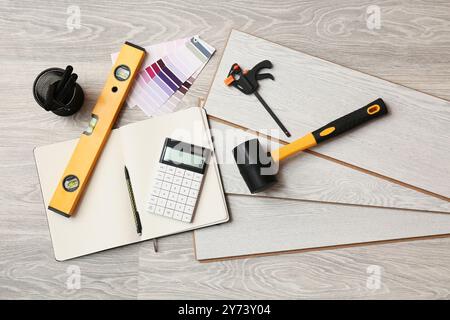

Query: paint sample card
(111, 36), (215, 116)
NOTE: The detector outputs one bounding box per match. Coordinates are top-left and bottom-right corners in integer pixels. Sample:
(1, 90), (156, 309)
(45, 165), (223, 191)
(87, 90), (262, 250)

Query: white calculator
(146, 138), (211, 223)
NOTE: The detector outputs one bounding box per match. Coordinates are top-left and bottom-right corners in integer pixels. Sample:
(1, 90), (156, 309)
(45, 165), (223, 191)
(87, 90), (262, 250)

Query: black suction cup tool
(33, 65), (84, 116)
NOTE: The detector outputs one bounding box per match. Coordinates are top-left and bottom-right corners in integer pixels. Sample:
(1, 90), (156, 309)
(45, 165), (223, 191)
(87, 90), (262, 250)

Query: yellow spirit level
(48, 42), (146, 217)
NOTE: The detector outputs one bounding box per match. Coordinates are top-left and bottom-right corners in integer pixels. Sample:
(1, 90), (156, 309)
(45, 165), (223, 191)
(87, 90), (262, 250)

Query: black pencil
(124, 166), (142, 235)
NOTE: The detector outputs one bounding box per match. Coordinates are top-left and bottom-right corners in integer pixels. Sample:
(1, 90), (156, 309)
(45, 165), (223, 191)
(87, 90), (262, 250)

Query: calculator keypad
(146, 163), (204, 223)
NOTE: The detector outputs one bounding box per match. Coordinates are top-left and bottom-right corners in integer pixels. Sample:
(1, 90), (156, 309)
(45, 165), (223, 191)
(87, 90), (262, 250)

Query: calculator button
(149, 155), (204, 223)
(156, 171), (165, 180)
(155, 206), (164, 215)
(173, 211), (183, 220)
(190, 181), (200, 190)
(164, 208), (174, 218)
(163, 174), (174, 183)
(184, 205), (194, 214)
(148, 195), (158, 205)
(175, 168), (185, 177)
(161, 182), (171, 191)
(186, 197), (196, 206)
(169, 192), (178, 201)
(188, 189), (198, 198)
(182, 214), (192, 222)
(175, 203), (185, 212)
(154, 180), (162, 189)
(157, 198), (167, 207)
(166, 200), (176, 209)
(160, 190), (169, 199)
(180, 186), (189, 196)
(166, 166), (176, 174)
(177, 195), (187, 204)
(181, 179), (192, 188)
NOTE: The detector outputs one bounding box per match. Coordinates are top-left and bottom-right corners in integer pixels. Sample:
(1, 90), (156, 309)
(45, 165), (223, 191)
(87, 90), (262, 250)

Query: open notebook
(34, 107), (229, 261)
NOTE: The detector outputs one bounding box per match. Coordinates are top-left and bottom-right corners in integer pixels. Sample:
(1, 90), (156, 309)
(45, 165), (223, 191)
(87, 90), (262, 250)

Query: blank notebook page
(34, 107), (228, 261)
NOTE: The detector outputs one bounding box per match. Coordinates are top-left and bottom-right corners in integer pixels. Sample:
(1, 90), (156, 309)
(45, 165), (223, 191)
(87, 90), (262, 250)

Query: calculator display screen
(160, 138), (210, 174)
(163, 147), (205, 170)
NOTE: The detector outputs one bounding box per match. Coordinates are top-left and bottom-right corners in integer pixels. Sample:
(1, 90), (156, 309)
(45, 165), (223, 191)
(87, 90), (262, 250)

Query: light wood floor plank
(194, 195), (450, 261)
(204, 30), (450, 198)
(209, 120), (450, 213)
(2, 0), (450, 299)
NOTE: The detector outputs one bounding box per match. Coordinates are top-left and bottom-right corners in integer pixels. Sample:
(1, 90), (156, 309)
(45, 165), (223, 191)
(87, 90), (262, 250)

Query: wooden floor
(1, 0), (450, 299)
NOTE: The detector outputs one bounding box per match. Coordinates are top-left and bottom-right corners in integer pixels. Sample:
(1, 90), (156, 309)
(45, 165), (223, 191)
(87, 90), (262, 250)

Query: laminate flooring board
(209, 119), (450, 213)
(141, 215), (450, 300)
(3, 0), (450, 299)
(194, 195), (450, 262)
(204, 30), (450, 199)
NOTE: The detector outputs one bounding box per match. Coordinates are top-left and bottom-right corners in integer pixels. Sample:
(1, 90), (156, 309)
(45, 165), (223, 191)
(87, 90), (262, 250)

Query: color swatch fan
(111, 36), (215, 116)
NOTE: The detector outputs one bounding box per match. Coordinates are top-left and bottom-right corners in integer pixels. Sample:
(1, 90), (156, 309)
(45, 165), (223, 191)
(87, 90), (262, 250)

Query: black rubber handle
(312, 98), (388, 144)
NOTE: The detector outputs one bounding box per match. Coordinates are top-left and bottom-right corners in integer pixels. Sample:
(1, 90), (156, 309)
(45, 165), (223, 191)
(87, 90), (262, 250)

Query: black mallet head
(232, 138), (278, 194)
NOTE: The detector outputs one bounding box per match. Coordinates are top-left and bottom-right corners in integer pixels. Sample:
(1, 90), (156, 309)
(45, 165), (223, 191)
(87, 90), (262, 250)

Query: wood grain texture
(194, 195), (450, 261)
(2, 0), (450, 299)
(143, 229), (450, 299)
(204, 29), (450, 198)
(209, 120), (450, 213)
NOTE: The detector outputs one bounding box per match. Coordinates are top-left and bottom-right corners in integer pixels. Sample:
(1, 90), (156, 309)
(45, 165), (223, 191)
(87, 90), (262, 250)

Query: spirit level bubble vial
(48, 42), (146, 217)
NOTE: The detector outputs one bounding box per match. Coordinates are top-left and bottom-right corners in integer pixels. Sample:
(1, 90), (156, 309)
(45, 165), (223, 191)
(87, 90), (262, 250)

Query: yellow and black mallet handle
(273, 98), (388, 162)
